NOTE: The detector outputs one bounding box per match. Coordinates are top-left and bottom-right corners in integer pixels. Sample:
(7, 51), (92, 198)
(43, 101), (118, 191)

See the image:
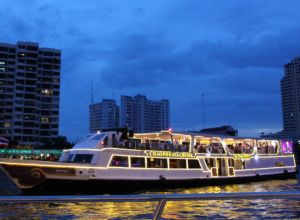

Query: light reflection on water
(0, 171), (300, 219)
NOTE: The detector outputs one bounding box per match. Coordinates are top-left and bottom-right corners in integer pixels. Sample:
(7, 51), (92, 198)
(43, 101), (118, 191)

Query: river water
(0, 171), (300, 219)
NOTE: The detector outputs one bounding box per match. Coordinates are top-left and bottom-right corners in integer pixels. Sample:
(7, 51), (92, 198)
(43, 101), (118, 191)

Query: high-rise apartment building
(89, 99), (119, 132)
(281, 57), (300, 141)
(120, 94), (170, 133)
(0, 41), (61, 147)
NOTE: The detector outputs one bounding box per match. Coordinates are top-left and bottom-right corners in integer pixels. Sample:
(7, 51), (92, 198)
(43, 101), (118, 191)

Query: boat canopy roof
(71, 130), (285, 150)
(72, 132), (107, 149)
(133, 130), (283, 141)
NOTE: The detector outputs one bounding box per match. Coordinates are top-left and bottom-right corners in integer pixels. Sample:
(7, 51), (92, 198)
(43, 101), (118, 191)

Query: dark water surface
(0, 171), (300, 219)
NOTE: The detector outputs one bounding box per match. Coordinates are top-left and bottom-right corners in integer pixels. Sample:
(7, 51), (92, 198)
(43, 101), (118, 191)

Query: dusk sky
(1, 0), (300, 141)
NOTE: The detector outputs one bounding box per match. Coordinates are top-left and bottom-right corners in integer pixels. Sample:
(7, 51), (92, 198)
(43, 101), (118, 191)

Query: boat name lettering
(55, 168), (72, 173)
(232, 154), (251, 159)
(145, 151), (195, 158)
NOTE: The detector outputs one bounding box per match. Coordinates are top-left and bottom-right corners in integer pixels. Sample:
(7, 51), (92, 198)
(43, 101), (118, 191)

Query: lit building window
(41, 89), (52, 96)
(0, 61), (5, 65)
(4, 122), (11, 127)
(0, 67), (5, 72)
(41, 117), (49, 123)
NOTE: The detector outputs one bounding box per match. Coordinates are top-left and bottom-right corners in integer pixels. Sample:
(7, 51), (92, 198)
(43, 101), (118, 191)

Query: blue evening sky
(1, 0), (300, 141)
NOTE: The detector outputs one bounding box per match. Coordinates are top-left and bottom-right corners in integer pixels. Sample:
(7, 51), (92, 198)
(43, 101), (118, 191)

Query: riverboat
(0, 129), (297, 193)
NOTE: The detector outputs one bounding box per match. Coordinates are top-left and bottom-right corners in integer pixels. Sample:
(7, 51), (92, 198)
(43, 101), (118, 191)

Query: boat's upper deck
(62, 130), (293, 158)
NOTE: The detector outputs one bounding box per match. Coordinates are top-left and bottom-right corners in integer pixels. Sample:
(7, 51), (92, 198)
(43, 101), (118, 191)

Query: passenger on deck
(200, 144), (206, 153)
(227, 145), (234, 153)
(274, 143), (278, 154)
(212, 145), (217, 153)
(163, 142), (169, 151)
(170, 144), (175, 152)
(234, 144), (241, 153)
(145, 140), (150, 150)
(158, 141), (164, 150)
(153, 141), (159, 150)
(265, 145), (269, 154)
(124, 140), (129, 148)
(178, 145), (182, 152)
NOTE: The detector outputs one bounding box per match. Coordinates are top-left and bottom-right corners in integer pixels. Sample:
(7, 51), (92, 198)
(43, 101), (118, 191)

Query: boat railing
(113, 143), (190, 153)
(0, 191), (300, 220)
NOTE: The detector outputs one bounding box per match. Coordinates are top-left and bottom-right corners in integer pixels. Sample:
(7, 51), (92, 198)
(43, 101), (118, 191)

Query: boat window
(195, 142), (224, 154)
(228, 159), (234, 167)
(110, 156), (129, 167)
(130, 157), (145, 168)
(196, 144), (207, 153)
(180, 142), (190, 152)
(170, 159), (187, 169)
(211, 142), (225, 154)
(234, 159), (246, 170)
(66, 154), (74, 162)
(204, 158), (214, 169)
(73, 154), (93, 163)
(257, 140), (278, 154)
(188, 159), (201, 169)
(227, 139), (255, 154)
(147, 158), (167, 168)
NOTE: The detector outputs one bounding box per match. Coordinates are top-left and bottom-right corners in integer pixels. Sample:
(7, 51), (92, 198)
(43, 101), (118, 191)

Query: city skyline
(89, 95), (169, 133)
(1, 1), (300, 141)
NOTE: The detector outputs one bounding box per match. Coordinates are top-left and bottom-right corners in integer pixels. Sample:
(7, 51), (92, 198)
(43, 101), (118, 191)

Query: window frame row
(109, 155), (202, 169)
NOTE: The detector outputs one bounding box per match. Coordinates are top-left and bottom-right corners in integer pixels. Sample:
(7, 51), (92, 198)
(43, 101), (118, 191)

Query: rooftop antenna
(202, 93), (205, 129)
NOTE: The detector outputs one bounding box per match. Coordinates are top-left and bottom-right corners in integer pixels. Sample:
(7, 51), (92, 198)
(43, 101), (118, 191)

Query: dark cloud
(100, 34), (218, 89)
(204, 27), (300, 69)
(100, 24), (300, 90)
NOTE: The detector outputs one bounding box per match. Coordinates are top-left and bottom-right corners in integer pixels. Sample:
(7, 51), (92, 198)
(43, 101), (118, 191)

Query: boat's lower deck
(0, 157), (296, 191)
(0, 151), (297, 192)
(21, 171), (297, 195)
